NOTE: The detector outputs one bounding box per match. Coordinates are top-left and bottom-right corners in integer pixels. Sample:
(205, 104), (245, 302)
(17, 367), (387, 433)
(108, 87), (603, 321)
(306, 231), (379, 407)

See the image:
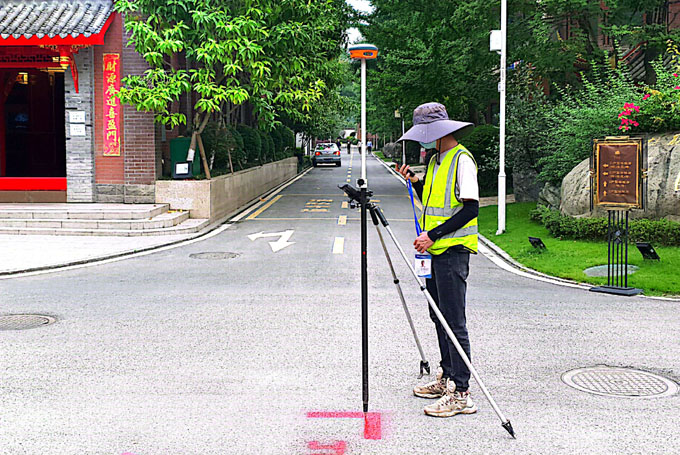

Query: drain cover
(0, 314), (56, 330)
(584, 265), (639, 277)
(562, 366), (679, 398)
(189, 252), (240, 260)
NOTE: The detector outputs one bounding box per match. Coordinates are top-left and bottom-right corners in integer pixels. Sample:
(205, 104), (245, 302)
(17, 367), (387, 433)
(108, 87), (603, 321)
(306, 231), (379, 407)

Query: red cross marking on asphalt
(306, 411), (382, 440)
(307, 440), (347, 454)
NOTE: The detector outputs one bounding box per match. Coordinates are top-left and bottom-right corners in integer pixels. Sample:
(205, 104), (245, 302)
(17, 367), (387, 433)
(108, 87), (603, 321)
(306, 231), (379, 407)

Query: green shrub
(536, 62), (642, 185)
(530, 205), (680, 246)
(259, 130), (271, 162)
(237, 125), (261, 165)
(227, 126), (245, 170)
(266, 133), (275, 162)
(201, 122), (244, 173)
(278, 126), (296, 157)
(507, 68), (550, 178)
(270, 127), (283, 158)
(461, 124), (499, 196)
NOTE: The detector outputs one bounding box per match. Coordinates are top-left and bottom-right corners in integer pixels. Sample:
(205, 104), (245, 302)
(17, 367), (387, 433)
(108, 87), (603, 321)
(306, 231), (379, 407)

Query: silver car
(312, 143), (341, 167)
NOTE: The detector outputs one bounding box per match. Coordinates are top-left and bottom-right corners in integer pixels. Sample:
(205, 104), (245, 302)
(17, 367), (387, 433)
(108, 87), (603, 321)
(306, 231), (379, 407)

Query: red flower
(643, 94), (651, 100)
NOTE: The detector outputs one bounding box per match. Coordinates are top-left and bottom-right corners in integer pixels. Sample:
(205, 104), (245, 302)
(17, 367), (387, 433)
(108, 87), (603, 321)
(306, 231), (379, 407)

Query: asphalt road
(1, 151), (679, 455)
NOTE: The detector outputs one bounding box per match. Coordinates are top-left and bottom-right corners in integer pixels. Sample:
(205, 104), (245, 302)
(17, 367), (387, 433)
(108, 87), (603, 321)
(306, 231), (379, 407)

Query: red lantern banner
(103, 53), (120, 157)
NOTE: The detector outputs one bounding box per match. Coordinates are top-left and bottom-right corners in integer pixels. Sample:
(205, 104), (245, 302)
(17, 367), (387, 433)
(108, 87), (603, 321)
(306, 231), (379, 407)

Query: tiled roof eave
(0, 0), (114, 46)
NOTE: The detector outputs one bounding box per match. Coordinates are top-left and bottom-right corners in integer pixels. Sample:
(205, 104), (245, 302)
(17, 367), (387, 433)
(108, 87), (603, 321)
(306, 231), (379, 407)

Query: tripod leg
(378, 219), (515, 438)
(373, 223), (430, 377)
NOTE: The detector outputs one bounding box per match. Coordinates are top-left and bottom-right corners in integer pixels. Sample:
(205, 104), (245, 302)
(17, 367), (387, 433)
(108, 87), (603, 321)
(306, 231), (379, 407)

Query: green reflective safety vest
(419, 144), (478, 255)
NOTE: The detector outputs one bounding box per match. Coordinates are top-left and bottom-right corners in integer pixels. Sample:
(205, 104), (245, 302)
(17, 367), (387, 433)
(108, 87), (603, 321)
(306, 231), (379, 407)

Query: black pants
(425, 246), (471, 391)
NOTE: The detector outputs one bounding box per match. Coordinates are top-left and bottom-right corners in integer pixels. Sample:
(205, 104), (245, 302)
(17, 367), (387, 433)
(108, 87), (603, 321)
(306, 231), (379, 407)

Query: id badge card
(415, 253), (432, 279)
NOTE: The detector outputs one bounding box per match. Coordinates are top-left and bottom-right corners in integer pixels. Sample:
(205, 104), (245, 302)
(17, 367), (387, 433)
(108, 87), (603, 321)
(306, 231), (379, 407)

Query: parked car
(312, 142), (341, 167)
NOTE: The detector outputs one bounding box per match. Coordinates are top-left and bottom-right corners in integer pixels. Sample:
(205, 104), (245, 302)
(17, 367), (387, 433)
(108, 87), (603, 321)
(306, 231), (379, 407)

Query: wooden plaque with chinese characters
(593, 138), (642, 209)
(103, 53), (121, 156)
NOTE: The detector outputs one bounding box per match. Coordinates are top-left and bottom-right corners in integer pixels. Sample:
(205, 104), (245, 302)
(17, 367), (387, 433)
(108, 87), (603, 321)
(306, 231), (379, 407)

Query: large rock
(560, 158), (594, 216)
(512, 164), (542, 202)
(382, 142), (399, 159)
(559, 132), (680, 219)
(538, 182), (561, 209)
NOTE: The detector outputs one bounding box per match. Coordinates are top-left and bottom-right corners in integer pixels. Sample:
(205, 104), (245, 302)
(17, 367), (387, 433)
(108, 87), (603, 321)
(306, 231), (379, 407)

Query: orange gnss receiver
(348, 44), (378, 60)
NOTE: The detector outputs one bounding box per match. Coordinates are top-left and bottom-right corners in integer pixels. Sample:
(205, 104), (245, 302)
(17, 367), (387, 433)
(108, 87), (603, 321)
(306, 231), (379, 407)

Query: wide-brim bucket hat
(398, 102), (474, 143)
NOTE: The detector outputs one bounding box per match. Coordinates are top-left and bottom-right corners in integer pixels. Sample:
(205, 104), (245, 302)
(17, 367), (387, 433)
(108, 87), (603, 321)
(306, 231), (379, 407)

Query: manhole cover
(189, 252), (240, 260)
(0, 314), (56, 330)
(562, 366), (679, 398)
(583, 265), (639, 277)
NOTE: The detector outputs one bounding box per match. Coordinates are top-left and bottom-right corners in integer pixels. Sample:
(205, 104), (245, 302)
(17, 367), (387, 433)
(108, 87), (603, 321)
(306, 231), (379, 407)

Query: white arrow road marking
(248, 230), (295, 252)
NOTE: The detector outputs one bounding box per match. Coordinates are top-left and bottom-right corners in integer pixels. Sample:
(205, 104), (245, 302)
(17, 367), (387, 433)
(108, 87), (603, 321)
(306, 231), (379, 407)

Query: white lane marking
(248, 230), (295, 252)
(332, 237), (344, 254)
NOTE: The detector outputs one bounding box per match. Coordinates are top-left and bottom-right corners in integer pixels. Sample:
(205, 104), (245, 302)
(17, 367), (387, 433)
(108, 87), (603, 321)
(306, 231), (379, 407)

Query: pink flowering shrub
(635, 42), (680, 132)
(618, 102), (640, 132)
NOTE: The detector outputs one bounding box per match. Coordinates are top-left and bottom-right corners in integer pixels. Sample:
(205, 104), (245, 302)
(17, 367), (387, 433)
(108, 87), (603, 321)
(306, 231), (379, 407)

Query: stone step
(0, 203), (169, 220)
(0, 218), (210, 237)
(0, 210), (189, 230)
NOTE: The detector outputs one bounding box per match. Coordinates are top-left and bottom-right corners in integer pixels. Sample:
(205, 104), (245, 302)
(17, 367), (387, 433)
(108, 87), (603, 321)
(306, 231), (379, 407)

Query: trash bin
(170, 136), (201, 177)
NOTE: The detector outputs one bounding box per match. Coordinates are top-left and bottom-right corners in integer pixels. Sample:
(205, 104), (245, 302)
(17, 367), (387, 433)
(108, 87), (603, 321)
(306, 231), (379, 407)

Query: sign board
(490, 30), (501, 52)
(69, 123), (86, 137)
(103, 53), (121, 157)
(69, 111), (85, 123)
(592, 137), (643, 209)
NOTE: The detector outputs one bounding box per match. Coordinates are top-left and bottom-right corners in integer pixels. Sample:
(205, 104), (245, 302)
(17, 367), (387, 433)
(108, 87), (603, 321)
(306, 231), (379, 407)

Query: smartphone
(394, 162), (415, 177)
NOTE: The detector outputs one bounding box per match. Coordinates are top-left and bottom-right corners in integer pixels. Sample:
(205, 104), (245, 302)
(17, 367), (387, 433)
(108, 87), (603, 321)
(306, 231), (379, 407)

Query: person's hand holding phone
(395, 163), (418, 183)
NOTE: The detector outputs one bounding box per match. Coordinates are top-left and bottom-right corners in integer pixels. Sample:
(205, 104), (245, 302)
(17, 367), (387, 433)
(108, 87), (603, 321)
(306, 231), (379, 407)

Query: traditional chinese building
(0, 0), (157, 203)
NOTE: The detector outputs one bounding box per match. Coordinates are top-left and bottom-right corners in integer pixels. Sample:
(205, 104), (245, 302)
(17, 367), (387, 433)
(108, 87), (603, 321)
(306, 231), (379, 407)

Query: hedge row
(202, 123), (296, 174)
(530, 205), (680, 246)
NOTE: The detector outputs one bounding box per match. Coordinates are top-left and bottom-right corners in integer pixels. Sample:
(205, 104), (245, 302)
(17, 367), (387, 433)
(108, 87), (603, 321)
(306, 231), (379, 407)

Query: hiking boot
(413, 367), (445, 398)
(424, 379), (477, 417)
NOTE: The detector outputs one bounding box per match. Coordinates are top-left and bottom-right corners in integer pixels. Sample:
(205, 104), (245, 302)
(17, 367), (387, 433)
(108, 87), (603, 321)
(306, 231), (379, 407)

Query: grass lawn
(373, 150), (388, 161)
(478, 202), (680, 297)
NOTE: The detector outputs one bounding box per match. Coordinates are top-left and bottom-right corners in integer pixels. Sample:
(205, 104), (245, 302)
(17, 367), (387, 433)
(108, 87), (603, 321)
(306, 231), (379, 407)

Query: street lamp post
(395, 108), (406, 165)
(490, 0), (507, 235)
(348, 43), (378, 413)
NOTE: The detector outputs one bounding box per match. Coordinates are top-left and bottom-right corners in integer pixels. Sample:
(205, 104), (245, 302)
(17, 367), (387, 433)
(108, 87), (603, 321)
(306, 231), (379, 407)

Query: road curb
(0, 165), (314, 279)
(478, 234), (680, 302)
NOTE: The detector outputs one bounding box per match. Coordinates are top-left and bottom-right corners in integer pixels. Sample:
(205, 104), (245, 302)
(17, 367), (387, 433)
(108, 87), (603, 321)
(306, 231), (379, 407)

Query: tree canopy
(114, 0), (351, 132)
(359, 0), (680, 140)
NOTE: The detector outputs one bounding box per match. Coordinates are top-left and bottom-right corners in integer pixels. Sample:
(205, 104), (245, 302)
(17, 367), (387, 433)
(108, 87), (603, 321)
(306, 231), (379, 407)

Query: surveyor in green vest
(396, 102), (479, 418)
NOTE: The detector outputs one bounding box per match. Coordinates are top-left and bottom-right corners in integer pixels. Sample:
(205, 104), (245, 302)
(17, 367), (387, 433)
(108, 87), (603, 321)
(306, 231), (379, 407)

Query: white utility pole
(497, 0), (507, 235)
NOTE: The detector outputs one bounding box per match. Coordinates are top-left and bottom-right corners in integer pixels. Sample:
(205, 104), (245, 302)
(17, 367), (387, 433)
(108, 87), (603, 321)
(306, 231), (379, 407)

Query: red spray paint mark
(306, 411), (382, 440)
(307, 440), (347, 455)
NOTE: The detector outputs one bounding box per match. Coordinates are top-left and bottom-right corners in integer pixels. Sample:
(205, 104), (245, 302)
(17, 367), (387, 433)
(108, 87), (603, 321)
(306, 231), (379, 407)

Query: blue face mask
(419, 140), (437, 149)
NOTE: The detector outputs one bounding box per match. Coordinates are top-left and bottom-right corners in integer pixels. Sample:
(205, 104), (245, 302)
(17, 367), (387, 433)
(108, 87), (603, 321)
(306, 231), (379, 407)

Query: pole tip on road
(363, 402), (369, 413)
(502, 421), (516, 439)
